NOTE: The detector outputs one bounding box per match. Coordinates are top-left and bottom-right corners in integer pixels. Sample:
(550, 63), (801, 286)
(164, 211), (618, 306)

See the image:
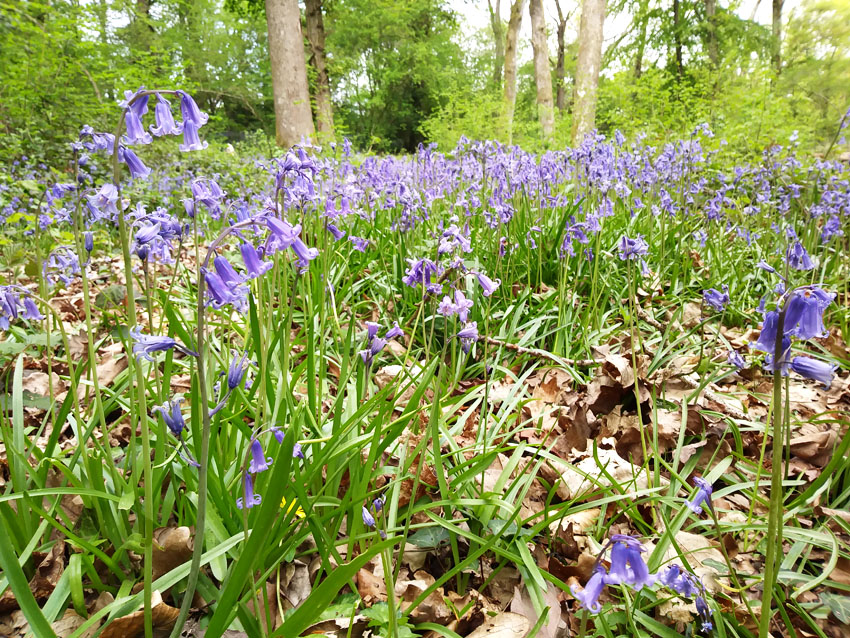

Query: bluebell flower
(702, 286), (729, 312)
(178, 90), (209, 128)
(362, 506), (376, 528)
(373, 497), (384, 513)
(131, 328), (198, 361)
(87, 183), (120, 219)
(453, 290), (473, 322)
(784, 287), (834, 340)
(227, 352), (249, 390)
(385, 322), (404, 340)
(326, 222), (346, 241)
(350, 236), (369, 252)
(684, 477), (713, 514)
(84, 232), (94, 253)
(786, 241), (814, 271)
(292, 442), (304, 459)
(150, 93), (182, 136)
(153, 398), (186, 437)
(617, 235), (649, 260)
(236, 472), (262, 510)
(248, 438), (271, 474)
(475, 272), (500, 297)
(457, 321), (479, 354)
(265, 217), (301, 253)
(790, 356), (837, 389)
(438, 295), (456, 317)
(240, 242), (273, 279)
(821, 215), (843, 243)
(607, 535), (656, 590)
(751, 311), (782, 354)
(366, 322), (380, 340)
(360, 337), (387, 366)
(123, 108), (152, 146)
(570, 566), (608, 613)
(291, 238), (319, 270)
(122, 147), (151, 179)
(727, 350), (746, 369)
(179, 118), (208, 152)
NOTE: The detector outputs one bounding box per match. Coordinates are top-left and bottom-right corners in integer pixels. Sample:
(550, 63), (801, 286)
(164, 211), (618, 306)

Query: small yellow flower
(280, 496), (306, 519)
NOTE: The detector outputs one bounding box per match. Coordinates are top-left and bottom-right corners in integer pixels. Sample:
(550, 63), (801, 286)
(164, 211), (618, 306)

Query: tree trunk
(705, 0), (718, 67)
(488, 0), (505, 88)
(772, 0), (783, 74)
(304, 0), (334, 138)
(502, 0), (527, 143)
(633, 0), (648, 78)
(528, 0), (555, 139)
(265, 0), (315, 147)
(571, 0), (606, 145)
(554, 0), (568, 112)
(672, 0), (683, 77)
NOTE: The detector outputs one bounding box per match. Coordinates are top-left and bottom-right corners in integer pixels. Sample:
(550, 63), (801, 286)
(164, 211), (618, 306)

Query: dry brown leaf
(152, 526), (193, 581)
(53, 608), (98, 638)
(356, 562), (387, 605)
(100, 590), (179, 638)
(465, 611), (531, 638)
(395, 570), (452, 625)
(510, 582), (563, 638)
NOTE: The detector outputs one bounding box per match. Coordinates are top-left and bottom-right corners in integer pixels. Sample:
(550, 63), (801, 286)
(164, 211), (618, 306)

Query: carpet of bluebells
(0, 89), (849, 638)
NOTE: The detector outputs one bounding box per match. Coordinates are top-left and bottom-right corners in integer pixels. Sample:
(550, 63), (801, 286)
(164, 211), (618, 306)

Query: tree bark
(528, 0), (555, 139)
(502, 0), (527, 143)
(672, 0), (683, 77)
(705, 0), (718, 67)
(265, 0), (315, 147)
(488, 0), (505, 88)
(571, 0), (606, 145)
(633, 0), (648, 78)
(772, 0), (783, 74)
(304, 0), (334, 139)
(554, 0), (569, 112)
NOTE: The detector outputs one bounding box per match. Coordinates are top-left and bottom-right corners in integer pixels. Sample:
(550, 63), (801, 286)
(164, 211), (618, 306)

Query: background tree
(304, 0), (334, 139)
(553, 0), (573, 112)
(502, 0), (527, 143)
(488, 0), (505, 88)
(528, 0), (555, 139)
(572, 0), (606, 143)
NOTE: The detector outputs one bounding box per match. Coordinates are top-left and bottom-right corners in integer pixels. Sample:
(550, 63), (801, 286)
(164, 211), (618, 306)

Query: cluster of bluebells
(572, 479), (715, 631)
(750, 258), (838, 389)
(361, 496), (387, 539)
(359, 321), (404, 367)
(237, 426), (305, 511)
(0, 286), (43, 330)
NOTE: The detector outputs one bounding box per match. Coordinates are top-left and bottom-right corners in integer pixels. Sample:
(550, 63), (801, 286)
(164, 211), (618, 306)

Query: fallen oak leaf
(100, 590), (179, 638)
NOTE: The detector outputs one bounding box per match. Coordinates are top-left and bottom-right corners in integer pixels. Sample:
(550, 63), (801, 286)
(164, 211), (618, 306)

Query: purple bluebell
(150, 93), (182, 136)
(362, 506), (376, 528)
(438, 295), (456, 317)
(570, 566), (608, 613)
(326, 222), (346, 241)
(385, 322), (404, 340)
(122, 148), (151, 179)
(248, 438), (271, 474)
(786, 241), (814, 271)
(204, 270), (248, 312)
(702, 286), (729, 312)
(292, 442), (304, 459)
(178, 90), (209, 128)
(84, 232), (94, 253)
(457, 322), (478, 354)
(153, 399), (186, 437)
(821, 216), (843, 243)
(179, 118), (208, 152)
(291, 238), (319, 270)
(350, 236), (369, 252)
(240, 242), (273, 279)
(784, 287), (834, 340)
(236, 472), (262, 510)
(453, 290), (473, 322)
(790, 356), (837, 389)
(373, 497), (384, 513)
(360, 337), (387, 366)
(265, 217), (301, 253)
(123, 108), (152, 146)
(684, 477), (713, 514)
(727, 350), (746, 369)
(617, 235), (649, 260)
(131, 328), (198, 361)
(214, 256), (244, 287)
(227, 353), (249, 390)
(402, 257), (442, 294)
(366, 322), (380, 340)
(87, 184), (120, 219)
(606, 535), (656, 590)
(475, 272), (500, 297)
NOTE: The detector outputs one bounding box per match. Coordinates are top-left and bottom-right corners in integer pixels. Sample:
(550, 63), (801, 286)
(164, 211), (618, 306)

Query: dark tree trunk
(488, 0), (505, 88)
(633, 0), (648, 78)
(672, 0), (683, 77)
(554, 0), (569, 112)
(772, 0), (783, 74)
(304, 0), (334, 138)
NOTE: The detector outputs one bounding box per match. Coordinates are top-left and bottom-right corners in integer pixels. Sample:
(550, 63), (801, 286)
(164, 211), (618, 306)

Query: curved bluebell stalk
(169, 215), (265, 638)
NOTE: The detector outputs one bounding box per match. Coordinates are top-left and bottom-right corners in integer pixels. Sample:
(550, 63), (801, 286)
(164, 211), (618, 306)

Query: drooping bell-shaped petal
(790, 356), (837, 389)
(150, 93), (182, 136)
(385, 322), (404, 340)
(22, 297), (43, 321)
(366, 322), (380, 341)
(702, 286), (729, 312)
(154, 398), (186, 437)
(607, 535), (656, 590)
(786, 241), (814, 271)
(570, 566), (608, 613)
(122, 147), (151, 179)
(475, 272), (501, 297)
(684, 477), (713, 514)
(178, 90), (209, 128)
(236, 472), (262, 510)
(240, 242), (273, 279)
(784, 287), (834, 340)
(214, 255), (244, 287)
(248, 438), (271, 474)
(179, 118), (208, 152)
(362, 506), (376, 528)
(84, 232), (94, 253)
(227, 352), (249, 390)
(123, 108), (152, 146)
